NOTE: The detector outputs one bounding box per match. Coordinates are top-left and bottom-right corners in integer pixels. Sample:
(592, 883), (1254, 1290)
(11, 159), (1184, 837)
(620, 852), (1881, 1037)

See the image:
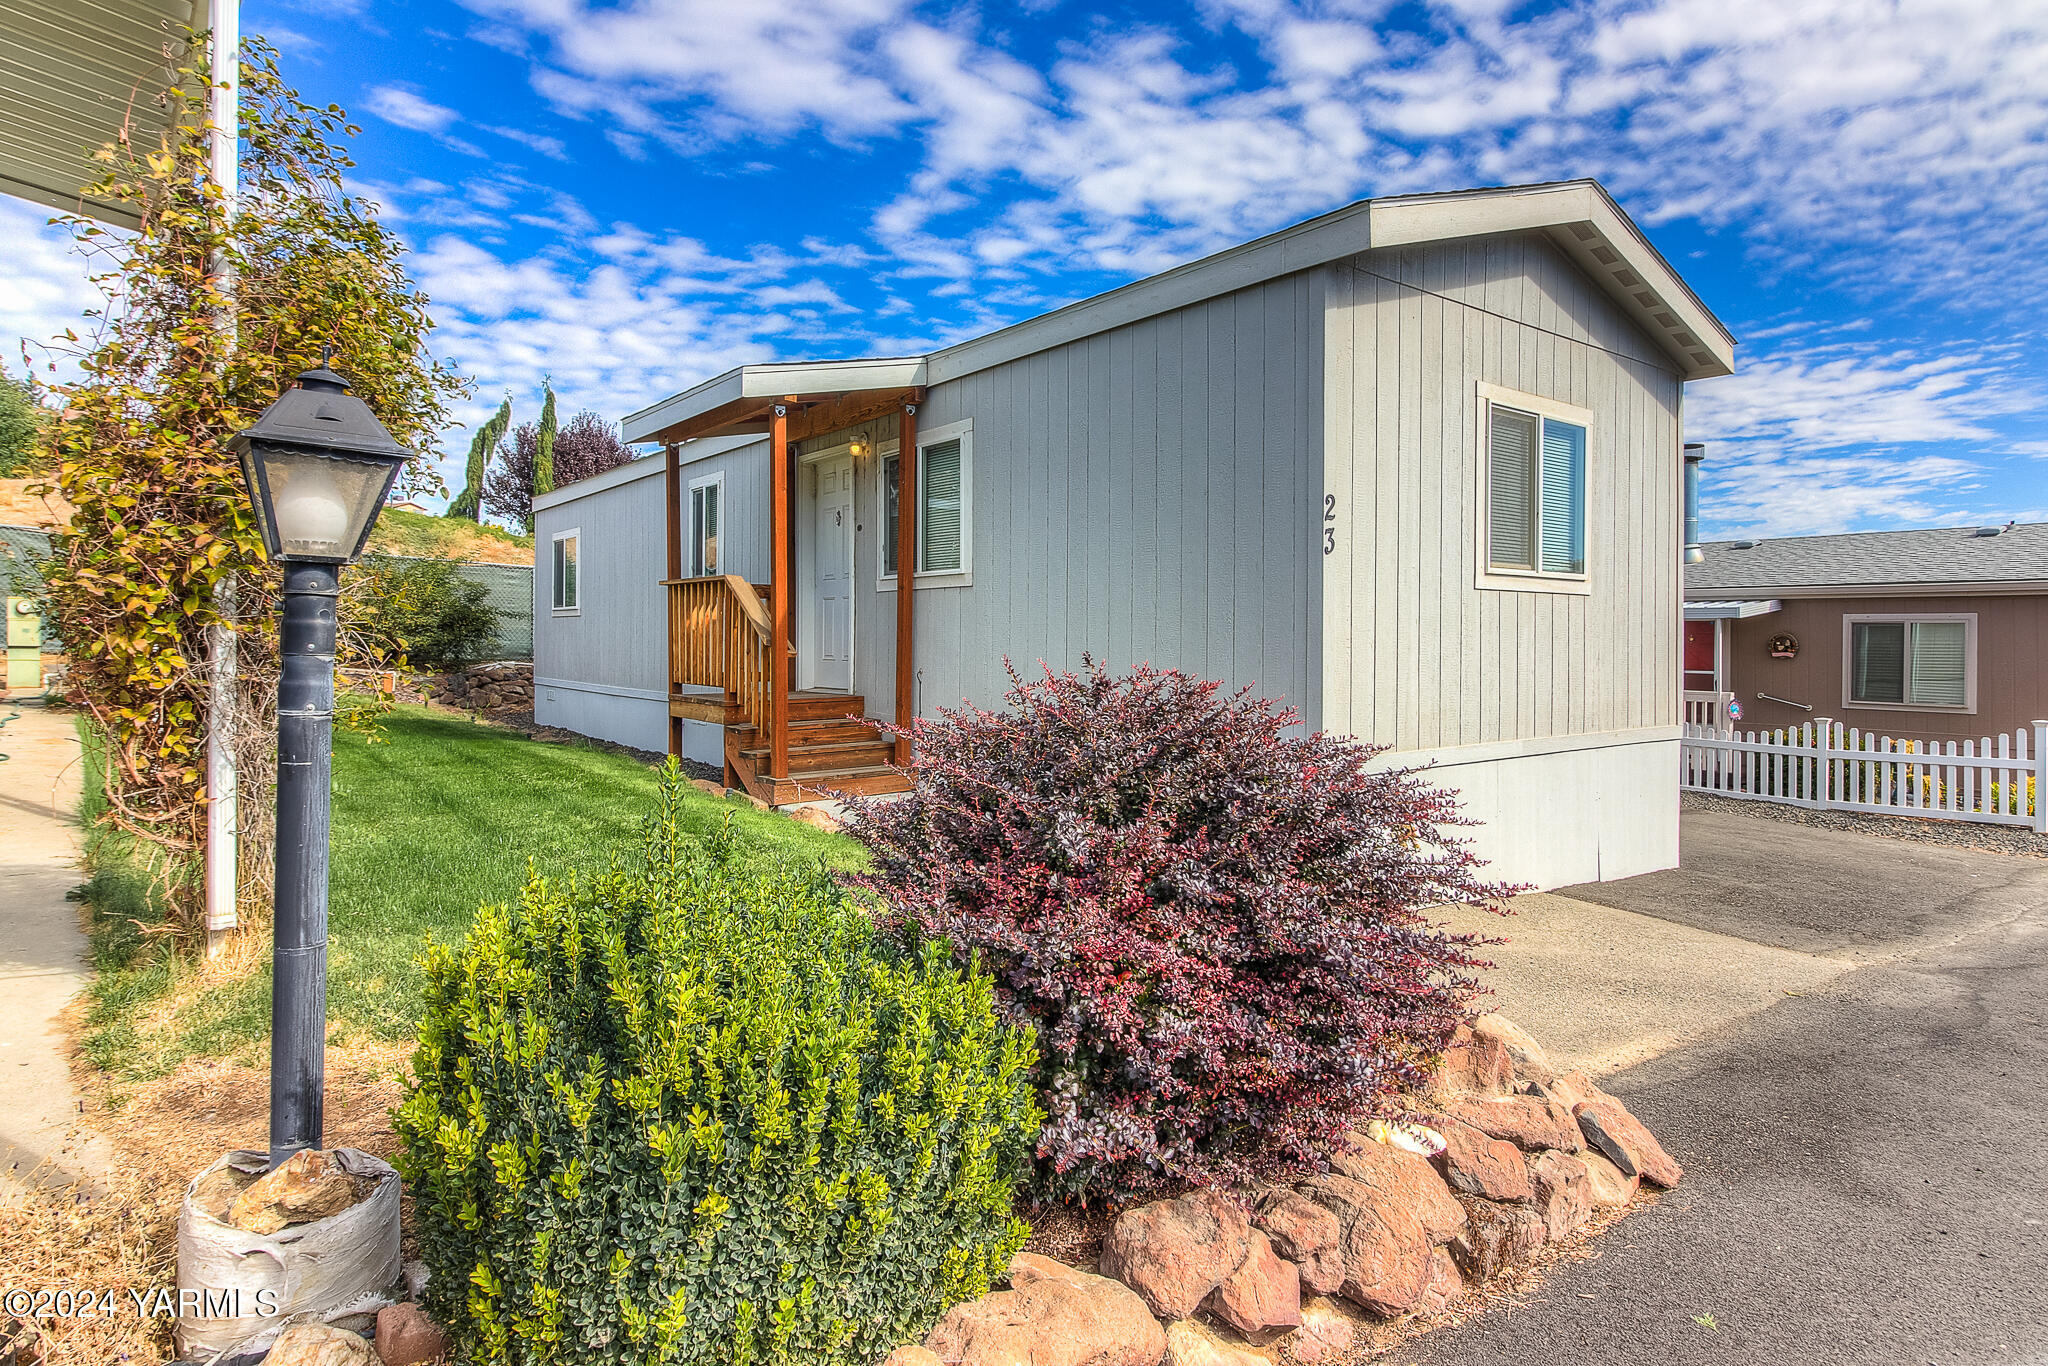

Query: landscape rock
(884, 1348), (945, 1366)
(1429, 1024), (1514, 1099)
(1328, 1135), (1466, 1242)
(189, 1164), (250, 1222)
(1525, 1151), (1594, 1242)
(1163, 1320), (1264, 1366)
(1201, 1229), (1302, 1344)
(1449, 1202), (1547, 1282)
(1469, 1014), (1555, 1084)
(1579, 1150), (1640, 1209)
(1296, 1175), (1430, 1318)
(1532, 1069), (1596, 1113)
(1252, 1189), (1346, 1297)
(374, 1303), (450, 1366)
(265, 1323), (376, 1366)
(1446, 1095), (1581, 1154)
(227, 1149), (364, 1234)
(1426, 1115), (1533, 1203)
(1575, 1096), (1684, 1188)
(1285, 1299), (1356, 1364)
(1418, 1247), (1464, 1314)
(786, 804), (844, 833)
(689, 778), (727, 799)
(1100, 1188), (1252, 1320)
(926, 1255), (1165, 1366)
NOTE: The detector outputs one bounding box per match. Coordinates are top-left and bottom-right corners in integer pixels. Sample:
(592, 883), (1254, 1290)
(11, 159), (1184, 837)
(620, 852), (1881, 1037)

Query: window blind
(1908, 621), (1967, 706)
(1488, 408), (1538, 570)
(689, 483), (720, 577)
(553, 536), (578, 610)
(1852, 622), (1906, 702)
(881, 455), (900, 577)
(1538, 420), (1586, 574)
(920, 439), (963, 573)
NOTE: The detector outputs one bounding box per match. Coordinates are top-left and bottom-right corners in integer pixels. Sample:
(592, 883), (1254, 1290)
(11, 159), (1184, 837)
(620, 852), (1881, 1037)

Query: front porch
(636, 360), (930, 806)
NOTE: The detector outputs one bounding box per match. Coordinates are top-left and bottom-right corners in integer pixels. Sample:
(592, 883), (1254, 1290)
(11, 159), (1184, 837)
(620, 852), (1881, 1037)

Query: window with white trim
(1847, 615), (1974, 709)
(1487, 401), (1586, 577)
(688, 473), (722, 577)
(882, 422), (972, 581)
(551, 529), (579, 611)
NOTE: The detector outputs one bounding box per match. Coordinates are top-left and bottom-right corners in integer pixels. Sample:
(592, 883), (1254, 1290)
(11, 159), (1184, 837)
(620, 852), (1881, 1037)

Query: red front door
(1683, 620), (1717, 692)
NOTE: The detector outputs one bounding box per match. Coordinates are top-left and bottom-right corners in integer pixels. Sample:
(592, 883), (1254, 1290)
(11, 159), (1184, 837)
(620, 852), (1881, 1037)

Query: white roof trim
(0, 0), (213, 231)
(531, 434), (767, 512)
(929, 180), (1734, 383)
(619, 357), (926, 445)
(1684, 599), (1784, 620)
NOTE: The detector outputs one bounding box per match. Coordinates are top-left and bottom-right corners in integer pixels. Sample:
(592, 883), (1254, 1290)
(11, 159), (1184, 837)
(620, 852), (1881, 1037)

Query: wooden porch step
(738, 738), (895, 776)
(786, 692), (866, 722)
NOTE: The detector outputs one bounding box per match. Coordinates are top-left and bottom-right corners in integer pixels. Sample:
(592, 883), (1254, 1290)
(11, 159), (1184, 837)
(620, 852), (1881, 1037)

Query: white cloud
(0, 200), (108, 379)
(365, 85), (462, 133)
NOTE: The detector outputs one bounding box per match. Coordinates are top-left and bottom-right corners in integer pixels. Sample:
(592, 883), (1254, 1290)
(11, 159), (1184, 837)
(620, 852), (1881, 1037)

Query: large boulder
(374, 1302), (451, 1366)
(1286, 1300), (1356, 1364)
(1579, 1150), (1640, 1209)
(1418, 1247), (1465, 1315)
(1449, 1202), (1547, 1283)
(1294, 1174), (1430, 1318)
(1444, 1095), (1581, 1154)
(1327, 1135), (1466, 1243)
(1162, 1320), (1264, 1366)
(1100, 1189), (1252, 1320)
(1525, 1151), (1594, 1242)
(1251, 1189), (1346, 1296)
(1202, 1229), (1301, 1344)
(266, 1323), (376, 1366)
(1575, 1096), (1684, 1188)
(926, 1254), (1166, 1366)
(1469, 1014), (1555, 1085)
(1428, 1024), (1513, 1100)
(1426, 1115), (1533, 1203)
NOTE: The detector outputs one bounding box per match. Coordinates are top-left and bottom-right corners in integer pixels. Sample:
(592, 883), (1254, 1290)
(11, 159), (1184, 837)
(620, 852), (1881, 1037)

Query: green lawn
(78, 706), (860, 1078)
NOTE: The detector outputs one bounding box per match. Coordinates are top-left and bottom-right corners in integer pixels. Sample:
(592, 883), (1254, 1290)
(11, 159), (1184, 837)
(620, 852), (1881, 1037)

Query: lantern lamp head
(230, 362), (411, 564)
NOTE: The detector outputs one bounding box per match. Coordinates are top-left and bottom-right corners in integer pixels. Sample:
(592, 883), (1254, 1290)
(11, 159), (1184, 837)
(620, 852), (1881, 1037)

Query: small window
(1488, 404), (1584, 576)
(1848, 617), (1972, 708)
(689, 474), (722, 577)
(551, 529), (579, 611)
(882, 424), (972, 581)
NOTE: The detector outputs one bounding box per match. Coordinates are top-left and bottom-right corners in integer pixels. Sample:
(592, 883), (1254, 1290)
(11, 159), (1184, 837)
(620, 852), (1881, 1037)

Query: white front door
(809, 455), (855, 691)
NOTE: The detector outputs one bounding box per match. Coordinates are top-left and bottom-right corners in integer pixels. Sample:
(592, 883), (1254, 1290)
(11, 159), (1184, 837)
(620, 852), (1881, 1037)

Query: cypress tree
(533, 379), (557, 511)
(446, 394), (510, 521)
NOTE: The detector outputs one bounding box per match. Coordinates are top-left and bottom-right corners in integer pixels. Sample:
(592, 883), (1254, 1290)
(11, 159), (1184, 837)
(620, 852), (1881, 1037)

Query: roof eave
(620, 357), (927, 445)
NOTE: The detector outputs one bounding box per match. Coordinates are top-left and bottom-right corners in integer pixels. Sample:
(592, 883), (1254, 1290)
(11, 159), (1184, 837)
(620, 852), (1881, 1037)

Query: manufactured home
(533, 179), (1735, 889)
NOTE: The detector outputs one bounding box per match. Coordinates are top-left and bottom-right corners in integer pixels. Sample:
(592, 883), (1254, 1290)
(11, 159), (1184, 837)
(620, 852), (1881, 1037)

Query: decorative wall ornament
(1768, 632), (1800, 659)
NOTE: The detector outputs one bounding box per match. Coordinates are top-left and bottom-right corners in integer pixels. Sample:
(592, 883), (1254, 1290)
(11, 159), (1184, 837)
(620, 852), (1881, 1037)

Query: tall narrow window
(689, 475), (721, 577)
(1848, 617), (1973, 708)
(919, 438), (963, 574)
(551, 530), (579, 611)
(881, 454), (900, 577)
(1487, 401), (1587, 578)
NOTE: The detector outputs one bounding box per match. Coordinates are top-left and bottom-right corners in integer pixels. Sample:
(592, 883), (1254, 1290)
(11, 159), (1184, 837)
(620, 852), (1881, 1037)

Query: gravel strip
(1680, 790), (2048, 859)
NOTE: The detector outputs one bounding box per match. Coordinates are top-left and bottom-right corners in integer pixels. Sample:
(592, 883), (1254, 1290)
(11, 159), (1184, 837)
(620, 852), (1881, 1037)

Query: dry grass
(2, 1042), (412, 1365)
(0, 478), (70, 529)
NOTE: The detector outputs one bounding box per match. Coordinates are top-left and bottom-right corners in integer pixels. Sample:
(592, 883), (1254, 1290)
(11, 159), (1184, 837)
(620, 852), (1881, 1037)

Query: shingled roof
(1686, 522), (2048, 596)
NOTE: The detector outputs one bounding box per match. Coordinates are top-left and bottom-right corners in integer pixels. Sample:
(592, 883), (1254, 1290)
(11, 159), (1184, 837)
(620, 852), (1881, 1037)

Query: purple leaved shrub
(841, 658), (1515, 1205)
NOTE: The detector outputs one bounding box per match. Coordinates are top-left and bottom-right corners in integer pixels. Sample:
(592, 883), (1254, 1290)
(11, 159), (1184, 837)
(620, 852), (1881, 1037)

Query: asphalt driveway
(1417, 809), (2048, 1366)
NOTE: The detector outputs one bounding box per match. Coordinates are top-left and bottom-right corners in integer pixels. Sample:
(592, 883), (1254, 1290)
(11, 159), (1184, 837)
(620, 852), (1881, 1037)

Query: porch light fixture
(229, 357), (410, 1167)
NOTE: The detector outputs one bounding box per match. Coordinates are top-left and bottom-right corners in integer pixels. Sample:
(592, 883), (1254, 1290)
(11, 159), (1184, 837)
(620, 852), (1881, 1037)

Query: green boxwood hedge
(394, 766), (1042, 1365)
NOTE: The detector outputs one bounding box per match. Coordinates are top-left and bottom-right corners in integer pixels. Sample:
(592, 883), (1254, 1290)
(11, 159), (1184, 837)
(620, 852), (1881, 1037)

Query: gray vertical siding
(1319, 231), (1684, 753)
(532, 459), (667, 699)
(886, 272), (1322, 723)
(679, 438), (773, 584)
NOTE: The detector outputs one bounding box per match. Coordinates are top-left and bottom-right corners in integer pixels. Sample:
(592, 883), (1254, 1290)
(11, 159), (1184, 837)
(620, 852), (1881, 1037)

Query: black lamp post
(231, 360), (410, 1168)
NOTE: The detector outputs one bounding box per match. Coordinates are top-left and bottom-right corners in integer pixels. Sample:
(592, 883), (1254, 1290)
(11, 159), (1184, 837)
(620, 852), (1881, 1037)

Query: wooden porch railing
(666, 574), (776, 738)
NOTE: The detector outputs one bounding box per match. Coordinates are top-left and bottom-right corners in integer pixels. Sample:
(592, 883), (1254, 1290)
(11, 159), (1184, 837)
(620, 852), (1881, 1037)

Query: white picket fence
(1681, 718), (2048, 831)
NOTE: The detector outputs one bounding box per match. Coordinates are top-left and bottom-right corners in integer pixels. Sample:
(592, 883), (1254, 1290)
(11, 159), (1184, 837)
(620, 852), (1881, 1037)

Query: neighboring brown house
(1683, 522), (2048, 743)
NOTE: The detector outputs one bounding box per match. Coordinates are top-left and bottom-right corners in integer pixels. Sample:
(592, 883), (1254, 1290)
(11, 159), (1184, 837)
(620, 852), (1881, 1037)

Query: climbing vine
(32, 34), (467, 926)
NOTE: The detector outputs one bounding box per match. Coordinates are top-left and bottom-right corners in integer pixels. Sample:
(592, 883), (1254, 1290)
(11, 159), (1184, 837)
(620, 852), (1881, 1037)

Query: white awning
(0, 0), (214, 230)
(1685, 598), (1782, 620)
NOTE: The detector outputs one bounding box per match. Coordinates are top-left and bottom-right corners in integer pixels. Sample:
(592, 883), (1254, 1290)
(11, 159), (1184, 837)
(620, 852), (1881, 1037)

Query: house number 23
(1323, 494), (1337, 555)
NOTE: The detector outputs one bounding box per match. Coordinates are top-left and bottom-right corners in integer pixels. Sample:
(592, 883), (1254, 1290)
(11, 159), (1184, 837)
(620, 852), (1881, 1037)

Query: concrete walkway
(1418, 809), (2048, 1365)
(0, 700), (110, 1196)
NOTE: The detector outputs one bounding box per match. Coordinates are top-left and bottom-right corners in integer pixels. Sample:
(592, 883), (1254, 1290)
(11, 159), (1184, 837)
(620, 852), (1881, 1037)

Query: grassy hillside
(367, 507), (533, 565)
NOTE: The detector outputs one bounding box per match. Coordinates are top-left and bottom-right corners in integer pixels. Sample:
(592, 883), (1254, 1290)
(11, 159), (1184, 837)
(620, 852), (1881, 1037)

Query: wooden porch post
(895, 397), (919, 767)
(664, 441), (681, 758)
(769, 404), (792, 781)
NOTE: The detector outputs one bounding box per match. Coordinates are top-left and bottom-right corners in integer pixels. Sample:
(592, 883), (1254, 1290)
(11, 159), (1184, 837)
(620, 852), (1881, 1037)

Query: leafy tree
(533, 377), (557, 501)
(349, 555), (502, 670)
(0, 364), (48, 477)
(445, 394), (509, 521)
(35, 35), (467, 920)
(482, 408), (631, 529)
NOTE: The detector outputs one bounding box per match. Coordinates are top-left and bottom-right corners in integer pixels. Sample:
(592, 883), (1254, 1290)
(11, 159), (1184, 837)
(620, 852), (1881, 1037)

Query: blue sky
(5, 0), (2046, 537)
